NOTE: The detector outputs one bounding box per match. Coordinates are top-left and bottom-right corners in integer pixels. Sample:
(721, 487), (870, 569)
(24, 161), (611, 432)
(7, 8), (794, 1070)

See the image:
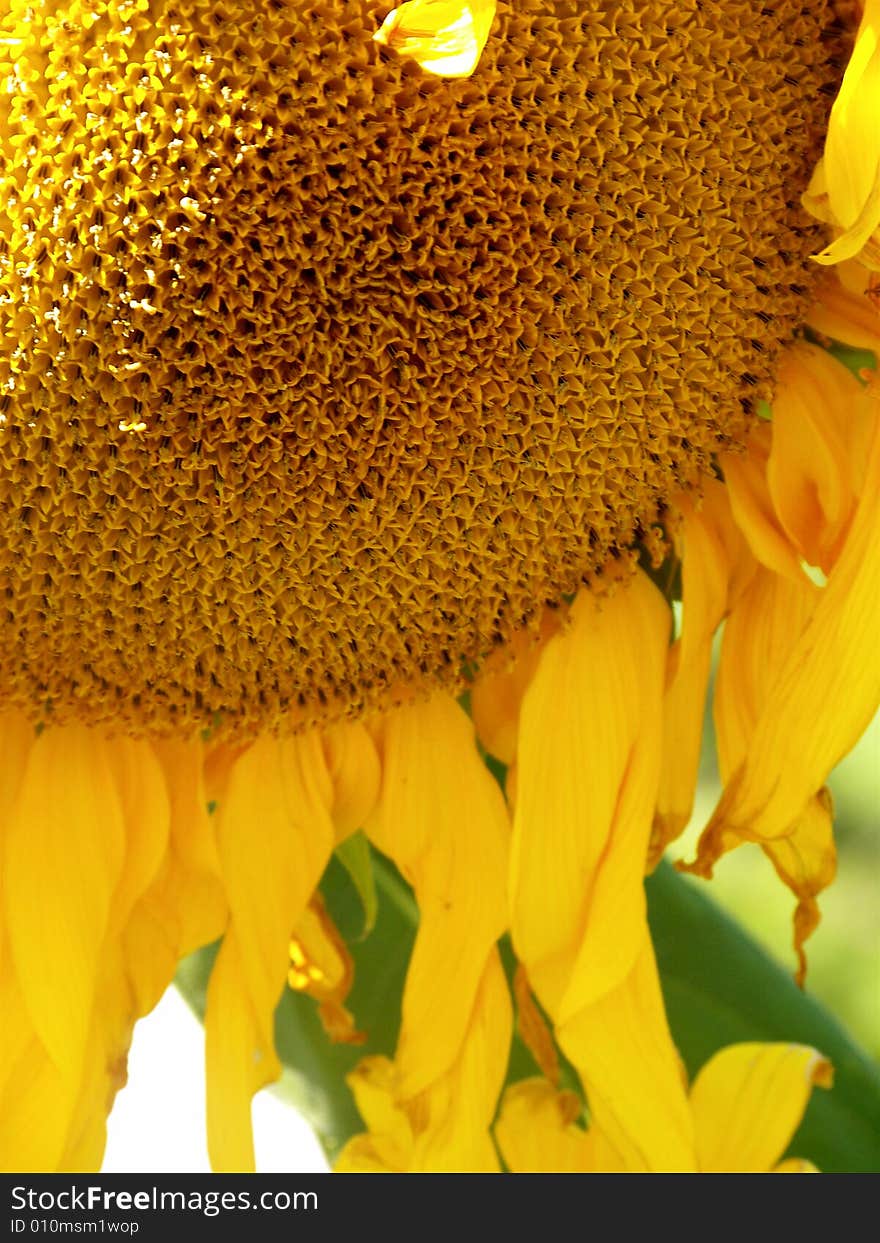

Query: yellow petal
(105, 737), (171, 936)
(775, 1157), (820, 1173)
(511, 571), (669, 1017)
(321, 721), (381, 842)
(808, 266), (880, 351)
(0, 971), (74, 1172)
(714, 567), (821, 780)
(4, 725), (125, 1080)
(558, 934), (696, 1173)
(652, 483), (753, 860)
(338, 950), (512, 1173)
(373, 0), (496, 79)
(154, 740), (227, 956)
(720, 424), (805, 582)
(703, 405), (880, 844)
(205, 935), (275, 1173)
(366, 694), (509, 1097)
(471, 610), (560, 766)
(767, 346), (865, 573)
(690, 1043), (832, 1172)
(411, 950), (511, 1172)
(205, 730), (335, 1171)
(495, 1078), (597, 1174)
(813, 0), (880, 267)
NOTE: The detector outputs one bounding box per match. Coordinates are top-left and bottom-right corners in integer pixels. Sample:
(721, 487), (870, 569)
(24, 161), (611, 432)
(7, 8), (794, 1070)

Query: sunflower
(0, 0), (878, 1174)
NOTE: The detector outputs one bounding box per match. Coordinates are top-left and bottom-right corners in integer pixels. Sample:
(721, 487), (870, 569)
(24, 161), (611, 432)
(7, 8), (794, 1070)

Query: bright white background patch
(103, 987), (329, 1173)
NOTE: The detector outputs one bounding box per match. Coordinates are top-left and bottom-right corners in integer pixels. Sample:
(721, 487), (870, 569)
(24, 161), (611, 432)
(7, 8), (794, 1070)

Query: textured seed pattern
(0, 0), (843, 737)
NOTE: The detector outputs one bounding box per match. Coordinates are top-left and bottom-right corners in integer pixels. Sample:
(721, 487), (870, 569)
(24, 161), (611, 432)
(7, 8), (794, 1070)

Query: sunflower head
(0, 0), (844, 738)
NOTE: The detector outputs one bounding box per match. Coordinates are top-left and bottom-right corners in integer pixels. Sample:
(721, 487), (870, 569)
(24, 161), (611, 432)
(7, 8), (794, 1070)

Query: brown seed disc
(0, 0), (844, 737)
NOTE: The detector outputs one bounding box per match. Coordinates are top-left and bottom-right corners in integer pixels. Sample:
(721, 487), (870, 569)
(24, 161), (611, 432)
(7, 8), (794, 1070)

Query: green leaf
(333, 830), (378, 940)
(647, 859), (880, 1173)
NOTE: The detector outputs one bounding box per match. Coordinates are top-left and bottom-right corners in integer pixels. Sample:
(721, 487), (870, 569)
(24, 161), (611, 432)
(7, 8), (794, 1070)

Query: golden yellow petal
(4, 725), (125, 1080)
(714, 567), (821, 780)
(774, 1157), (821, 1173)
(653, 483), (753, 860)
(703, 406), (880, 845)
(204, 730), (335, 1171)
(0, 971), (74, 1172)
(321, 721), (381, 842)
(366, 694), (509, 1098)
(495, 1078), (596, 1174)
(153, 740), (228, 957)
(205, 935), (277, 1173)
(813, 0), (880, 268)
(558, 935), (696, 1173)
(767, 346), (865, 572)
(373, 0), (496, 79)
(471, 610), (561, 767)
(690, 1043), (832, 1172)
(411, 949), (511, 1172)
(511, 571), (669, 1018)
(808, 266), (880, 351)
(720, 424), (806, 582)
(105, 738), (171, 937)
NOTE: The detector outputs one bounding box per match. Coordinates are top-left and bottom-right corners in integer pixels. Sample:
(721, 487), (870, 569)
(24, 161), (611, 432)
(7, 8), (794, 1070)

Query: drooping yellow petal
(205, 730), (335, 1171)
(471, 610), (561, 767)
(808, 265), (880, 352)
(4, 725), (125, 1081)
(335, 1056), (414, 1172)
(494, 1079), (600, 1174)
(321, 722), (381, 842)
(810, 0), (880, 269)
(702, 405), (880, 845)
(652, 482), (754, 861)
(337, 949), (512, 1173)
(511, 571), (670, 1017)
(411, 949), (511, 1172)
(766, 346), (866, 573)
(687, 567), (838, 971)
(690, 1043), (832, 1172)
(720, 424), (805, 582)
(205, 935), (273, 1173)
(105, 737), (171, 937)
(365, 694), (509, 1098)
(0, 970), (74, 1172)
(714, 567), (821, 780)
(154, 739), (227, 957)
(373, 0), (496, 79)
(558, 934), (696, 1173)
